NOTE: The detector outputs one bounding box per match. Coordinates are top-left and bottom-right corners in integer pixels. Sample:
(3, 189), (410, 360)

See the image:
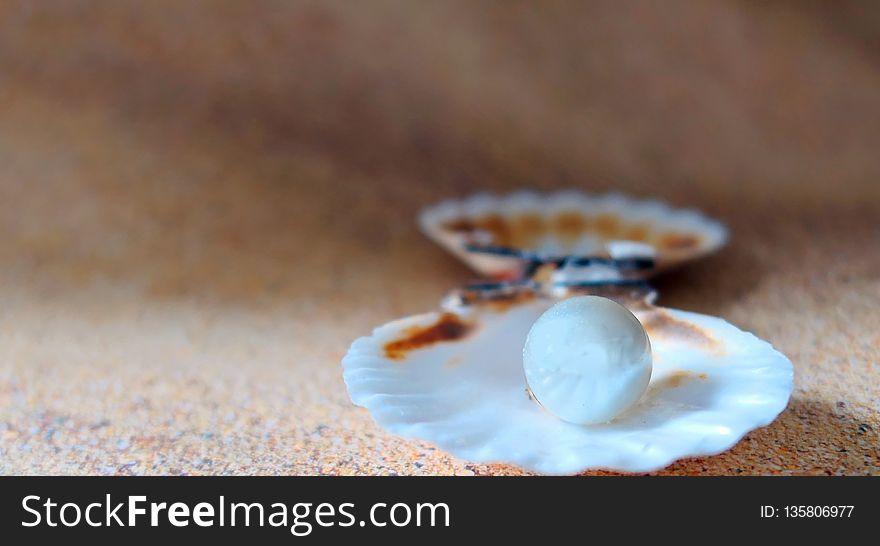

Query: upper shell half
(342, 292), (792, 474)
(419, 191), (728, 280)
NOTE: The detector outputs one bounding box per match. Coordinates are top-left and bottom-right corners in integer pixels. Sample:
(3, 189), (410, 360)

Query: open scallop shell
(342, 291), (792, 474)
(419, 191), (728, 280)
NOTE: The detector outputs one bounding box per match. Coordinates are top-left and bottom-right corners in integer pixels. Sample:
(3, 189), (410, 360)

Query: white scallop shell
(419, 191), (728, 279)
(342, 295), (792, 474)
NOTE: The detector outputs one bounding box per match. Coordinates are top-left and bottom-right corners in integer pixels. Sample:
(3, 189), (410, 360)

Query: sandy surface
(0, 1), (878, 475)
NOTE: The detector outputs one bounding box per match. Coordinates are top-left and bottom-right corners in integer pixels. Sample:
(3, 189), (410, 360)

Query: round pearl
(523, 296), (652, 425)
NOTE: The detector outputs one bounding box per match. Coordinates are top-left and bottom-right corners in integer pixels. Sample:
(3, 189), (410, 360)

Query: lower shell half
(342, 297), (793, 474)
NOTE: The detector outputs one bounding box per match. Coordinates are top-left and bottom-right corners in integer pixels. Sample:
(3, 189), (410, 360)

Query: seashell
(342, 289), (792, 474)
(419, 191), (728, 280)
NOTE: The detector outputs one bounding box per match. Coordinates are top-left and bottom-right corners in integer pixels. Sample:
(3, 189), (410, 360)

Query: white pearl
(523, 296), (652, 425)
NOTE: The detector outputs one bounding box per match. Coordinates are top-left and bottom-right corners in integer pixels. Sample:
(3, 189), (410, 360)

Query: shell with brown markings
(419, 191), (727, 280)
(342, 290), (792, 474)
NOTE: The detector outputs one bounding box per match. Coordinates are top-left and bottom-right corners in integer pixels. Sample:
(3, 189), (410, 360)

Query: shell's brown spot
(624, 224), (649, 242)
(641, 310), (721, 352)
(663, 369), (709, 388)
(551, 211), (588, 243)
(384, 313), (474, 361)
(510, 213), (545, 248)
(442, 218), (476, 233)
(659, 232), (700, 251)
(593, 213), (620, 238)
(474, 214), (511, 246)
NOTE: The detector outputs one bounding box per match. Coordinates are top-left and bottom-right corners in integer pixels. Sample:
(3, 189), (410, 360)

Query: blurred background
(0, 1), (877, 475)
